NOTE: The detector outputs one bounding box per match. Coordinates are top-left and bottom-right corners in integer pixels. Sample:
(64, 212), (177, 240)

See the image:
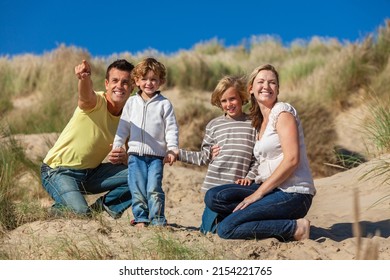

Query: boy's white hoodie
(113, 91), (179, 158)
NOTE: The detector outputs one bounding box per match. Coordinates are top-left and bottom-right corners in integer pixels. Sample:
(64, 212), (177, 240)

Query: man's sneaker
(89, 197), (122, 219)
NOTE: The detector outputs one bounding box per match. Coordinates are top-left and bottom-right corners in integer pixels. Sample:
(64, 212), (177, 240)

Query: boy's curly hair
(132, 57), (166, 85)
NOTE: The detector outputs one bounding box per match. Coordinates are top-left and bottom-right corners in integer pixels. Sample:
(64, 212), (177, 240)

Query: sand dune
(1, 133), (389, 260)
(2, 89), (389, 260)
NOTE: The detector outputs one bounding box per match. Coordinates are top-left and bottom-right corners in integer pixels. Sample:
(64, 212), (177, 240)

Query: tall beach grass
(0, 19), (389, 259)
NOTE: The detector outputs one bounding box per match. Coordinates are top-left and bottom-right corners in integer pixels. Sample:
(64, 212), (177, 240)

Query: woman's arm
(234, 111), (299, 211)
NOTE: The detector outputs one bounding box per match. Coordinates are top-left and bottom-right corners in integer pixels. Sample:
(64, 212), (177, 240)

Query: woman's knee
(216, 223), (232, 239)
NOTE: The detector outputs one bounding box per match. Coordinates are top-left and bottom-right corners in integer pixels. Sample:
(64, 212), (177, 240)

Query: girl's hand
(235, 178), (253, 186)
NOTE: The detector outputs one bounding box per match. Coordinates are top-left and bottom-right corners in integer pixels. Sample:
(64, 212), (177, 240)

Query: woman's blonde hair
(210, 75), (249, 109)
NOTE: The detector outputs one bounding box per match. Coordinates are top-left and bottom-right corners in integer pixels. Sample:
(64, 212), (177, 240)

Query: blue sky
(1, 0), (389, 57)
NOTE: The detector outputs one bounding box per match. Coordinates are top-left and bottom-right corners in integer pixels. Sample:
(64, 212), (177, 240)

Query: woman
(204, 64), (316, 241)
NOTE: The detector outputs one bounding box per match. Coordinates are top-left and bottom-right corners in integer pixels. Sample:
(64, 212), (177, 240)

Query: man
(40, 59), (134, 218)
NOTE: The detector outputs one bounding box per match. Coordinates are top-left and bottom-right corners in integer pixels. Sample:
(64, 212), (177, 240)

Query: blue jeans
(200, 206), (221, 234)
(41, 163), (132, 218)
(204, 183), (313, 241)
(128, 155), (166, 226)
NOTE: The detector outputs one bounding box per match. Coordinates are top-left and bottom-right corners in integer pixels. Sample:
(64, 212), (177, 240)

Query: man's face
(105, 68), (133, 108)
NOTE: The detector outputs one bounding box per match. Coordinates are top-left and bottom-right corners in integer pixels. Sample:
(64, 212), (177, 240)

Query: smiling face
(105, 68), (132, 112)
(135, 70), (161, 99)
(250, 69), (279, 108)
(220, 86), (244, 119)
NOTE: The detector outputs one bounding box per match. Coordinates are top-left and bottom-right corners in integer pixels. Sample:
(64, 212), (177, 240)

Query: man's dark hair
(106, 59), (134, 80)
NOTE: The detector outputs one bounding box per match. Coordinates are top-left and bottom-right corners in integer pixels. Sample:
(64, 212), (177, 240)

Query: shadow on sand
(310, 219), (390, 242)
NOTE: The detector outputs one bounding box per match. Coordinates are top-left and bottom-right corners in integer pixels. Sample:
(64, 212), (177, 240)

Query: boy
(112, 57), (178, 227)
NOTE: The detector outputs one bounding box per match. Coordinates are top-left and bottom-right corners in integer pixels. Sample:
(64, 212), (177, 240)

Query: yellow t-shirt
(44, 92), (120, 169)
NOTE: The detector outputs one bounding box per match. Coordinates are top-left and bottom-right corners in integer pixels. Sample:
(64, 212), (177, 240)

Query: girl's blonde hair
(210, 75), (249, 109)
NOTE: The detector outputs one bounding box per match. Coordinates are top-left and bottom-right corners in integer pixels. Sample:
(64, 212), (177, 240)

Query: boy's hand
(171, 149), (179, 160)
(108, 145), (127, 165)
(164, 150), (177, 166)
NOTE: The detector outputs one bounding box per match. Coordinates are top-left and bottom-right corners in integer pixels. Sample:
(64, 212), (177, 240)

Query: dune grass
(0, 127), (47, 233)
(364, 97), (390, 153)
(0, 19), (389, 260)
(1, 20), (389, 134)
(357, 94), (390, 210)
(0, 218), (219, 260)
(176, 99), (220, 151)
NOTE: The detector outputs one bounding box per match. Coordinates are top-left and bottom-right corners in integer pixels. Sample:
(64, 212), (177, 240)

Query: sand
(1, 132), (389, 260)
(1, 89), (389, 262)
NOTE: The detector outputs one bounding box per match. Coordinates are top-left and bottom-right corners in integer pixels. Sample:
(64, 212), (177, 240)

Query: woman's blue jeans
(204, 183), (313, 241)
(41, 162), (132, 218)
(128, 154), (166, 226)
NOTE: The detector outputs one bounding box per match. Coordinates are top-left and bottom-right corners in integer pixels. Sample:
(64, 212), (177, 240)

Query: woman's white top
(253, 102), (316, 195)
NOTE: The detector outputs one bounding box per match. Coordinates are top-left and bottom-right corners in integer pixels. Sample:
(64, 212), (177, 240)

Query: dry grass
(0, 19), (389, 261)
(176, 98), (220, 151)
(285, 97), (339, 177)
(0, 217), (219, 260)
(353, 189), (379, 260)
